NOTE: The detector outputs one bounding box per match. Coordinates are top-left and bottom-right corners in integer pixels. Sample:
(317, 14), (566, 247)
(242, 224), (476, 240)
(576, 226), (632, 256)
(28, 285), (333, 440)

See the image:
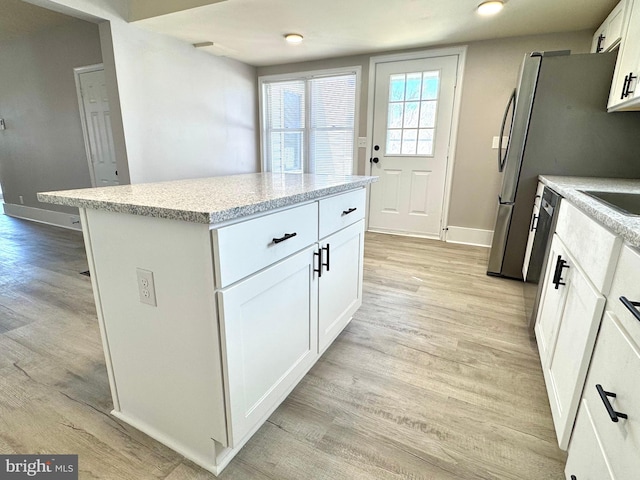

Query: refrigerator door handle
(498, 89), (516, 173)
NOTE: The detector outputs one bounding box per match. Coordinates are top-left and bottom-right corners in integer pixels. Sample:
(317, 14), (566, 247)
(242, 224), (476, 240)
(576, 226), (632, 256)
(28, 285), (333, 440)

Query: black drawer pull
(620, 296), (640, 323)
(322, 243), (330, 272)
(272, 232), (297, 244)
(552, 255), (569, 289)
(596, 384), (628, 422)
(596, 33), (605, 53)
(342, 207), (357, 216)
(314, 250), (322, 278)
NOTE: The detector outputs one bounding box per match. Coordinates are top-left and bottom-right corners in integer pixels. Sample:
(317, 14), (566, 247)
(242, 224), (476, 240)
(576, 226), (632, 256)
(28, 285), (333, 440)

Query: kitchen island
(38, 173), (377, 475)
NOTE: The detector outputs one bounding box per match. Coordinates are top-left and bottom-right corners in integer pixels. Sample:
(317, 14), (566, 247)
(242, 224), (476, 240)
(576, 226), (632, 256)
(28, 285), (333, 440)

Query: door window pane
(385, 70), (440, 156)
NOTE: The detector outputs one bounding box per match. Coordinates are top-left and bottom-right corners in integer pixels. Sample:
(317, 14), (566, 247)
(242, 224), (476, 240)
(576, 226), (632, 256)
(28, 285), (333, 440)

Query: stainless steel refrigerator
(487, 50), (640, 279)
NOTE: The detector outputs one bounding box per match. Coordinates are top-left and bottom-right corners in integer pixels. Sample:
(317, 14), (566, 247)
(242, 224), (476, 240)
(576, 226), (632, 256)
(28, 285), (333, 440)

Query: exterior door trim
(365, 46), (467, 240)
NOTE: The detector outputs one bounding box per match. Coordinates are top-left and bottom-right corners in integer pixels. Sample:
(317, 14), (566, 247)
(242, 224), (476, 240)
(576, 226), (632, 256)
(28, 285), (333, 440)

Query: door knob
(374, 145), (380, 151)
(370, 157), (379, 164)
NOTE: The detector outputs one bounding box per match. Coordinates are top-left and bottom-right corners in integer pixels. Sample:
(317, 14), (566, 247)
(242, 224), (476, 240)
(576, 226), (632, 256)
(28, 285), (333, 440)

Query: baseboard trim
(3, 203), (81, 231)
(445, 226), (493, 248)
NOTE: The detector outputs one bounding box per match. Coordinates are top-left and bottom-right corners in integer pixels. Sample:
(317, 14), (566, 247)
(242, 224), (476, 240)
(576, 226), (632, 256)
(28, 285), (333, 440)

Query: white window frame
(258, 66), (361, 175)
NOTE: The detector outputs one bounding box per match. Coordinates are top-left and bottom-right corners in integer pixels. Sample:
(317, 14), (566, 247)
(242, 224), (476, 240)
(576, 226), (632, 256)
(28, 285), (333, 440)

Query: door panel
(79, 69), (118, 186)
(368, 55), (458, 237)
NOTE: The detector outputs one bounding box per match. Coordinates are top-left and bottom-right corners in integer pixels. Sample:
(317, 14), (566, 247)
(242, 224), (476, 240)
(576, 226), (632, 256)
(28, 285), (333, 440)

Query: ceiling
(134, 0), (618, 67)
(4, 0), (618, 66)
(0, 0), (80, 44)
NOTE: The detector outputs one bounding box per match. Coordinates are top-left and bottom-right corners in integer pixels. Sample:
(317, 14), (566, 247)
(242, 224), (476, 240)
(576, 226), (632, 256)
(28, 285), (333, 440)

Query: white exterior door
(78, 68), (119, 186)
(368, 55), (458, 238)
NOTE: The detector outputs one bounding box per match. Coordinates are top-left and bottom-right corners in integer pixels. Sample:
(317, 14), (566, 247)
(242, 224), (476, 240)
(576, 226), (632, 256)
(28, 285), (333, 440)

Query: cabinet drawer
(212, 202), (318, 288)
(318, 188), (366, 239)
(580, 311), (640, 479)
(555, 201), (621, 293)
(608, 245), (640, 344)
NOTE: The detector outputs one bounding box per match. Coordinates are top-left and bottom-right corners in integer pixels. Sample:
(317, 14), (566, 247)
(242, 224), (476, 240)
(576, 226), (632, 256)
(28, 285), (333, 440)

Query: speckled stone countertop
(37, 173), (378, 224)
(540, 175), (640, 248)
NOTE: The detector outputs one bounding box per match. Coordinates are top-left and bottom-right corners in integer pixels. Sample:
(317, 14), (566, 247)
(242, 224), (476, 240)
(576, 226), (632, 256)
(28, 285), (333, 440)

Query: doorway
(74, 64), (119, 187)
(367, 49), (465, 239)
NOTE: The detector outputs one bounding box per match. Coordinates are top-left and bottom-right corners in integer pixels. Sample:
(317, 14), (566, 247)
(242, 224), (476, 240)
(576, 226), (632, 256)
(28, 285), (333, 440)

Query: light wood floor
(0, 214), (565, 479)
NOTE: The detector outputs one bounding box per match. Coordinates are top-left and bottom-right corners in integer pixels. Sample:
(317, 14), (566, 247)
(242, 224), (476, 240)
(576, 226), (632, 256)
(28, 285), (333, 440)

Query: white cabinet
(608, 0), (640, 111)
(565, 245), (640, 479)
(219, 246), (318, 446)
(318, 220), (365, 353)
(535, 201), (621, 450)
(536, 234), (606, 450)
(523, 181), (545, 280)
(592, 0), (627, 53)
(79, 185), (368, 476)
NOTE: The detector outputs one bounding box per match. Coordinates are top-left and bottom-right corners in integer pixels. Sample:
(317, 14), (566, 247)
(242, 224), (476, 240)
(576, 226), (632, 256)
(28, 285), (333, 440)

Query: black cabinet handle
(552, 255), (570, 289)
(596, 384), (628, 422)
(322, 244), (330, 272)
(272, 232), (297, 244)
(621, 72), (637, 99)
(530, 213), (539, 232)
(314, 250), (322, 278)
(596, 33), (605, 53)
(620, 296), (640, 323)
(342, 207), (357, 216)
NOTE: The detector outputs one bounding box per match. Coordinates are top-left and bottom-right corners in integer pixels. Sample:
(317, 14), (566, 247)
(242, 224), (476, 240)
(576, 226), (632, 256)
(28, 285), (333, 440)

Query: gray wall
(257, 30), (593, 232)
(0, 20), (103, 214)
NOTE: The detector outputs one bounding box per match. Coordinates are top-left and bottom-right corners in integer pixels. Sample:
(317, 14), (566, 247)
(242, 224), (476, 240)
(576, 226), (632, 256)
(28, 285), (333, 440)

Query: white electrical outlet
(136, 268), (157, 307)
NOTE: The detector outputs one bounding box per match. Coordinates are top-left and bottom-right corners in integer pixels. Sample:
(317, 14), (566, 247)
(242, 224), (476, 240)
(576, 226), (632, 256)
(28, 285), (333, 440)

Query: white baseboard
(3, 203), (81, 231)
(445, 226), (493, 248)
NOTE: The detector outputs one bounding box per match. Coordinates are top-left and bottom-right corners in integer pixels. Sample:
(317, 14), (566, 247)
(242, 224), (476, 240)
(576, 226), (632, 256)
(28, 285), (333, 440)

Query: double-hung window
(260, 68), (359, 175)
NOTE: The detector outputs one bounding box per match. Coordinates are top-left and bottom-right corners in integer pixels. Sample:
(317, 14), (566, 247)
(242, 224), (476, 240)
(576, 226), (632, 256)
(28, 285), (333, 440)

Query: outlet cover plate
(136, 268), (157, 307)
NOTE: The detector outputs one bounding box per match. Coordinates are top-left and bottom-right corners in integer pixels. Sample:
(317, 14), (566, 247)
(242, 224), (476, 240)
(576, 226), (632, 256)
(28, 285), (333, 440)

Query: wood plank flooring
(0, 214), (565, 479)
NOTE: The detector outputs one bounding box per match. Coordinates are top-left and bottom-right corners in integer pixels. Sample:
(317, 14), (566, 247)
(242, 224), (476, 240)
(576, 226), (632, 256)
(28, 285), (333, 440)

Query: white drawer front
(581, 311), (640, 479)
(319, 188), (366, 239)
(555, 201), (621, 294)
(608, 245), (640, 346)
(213, 202), (318, 288)
(565, 400), (616, 480)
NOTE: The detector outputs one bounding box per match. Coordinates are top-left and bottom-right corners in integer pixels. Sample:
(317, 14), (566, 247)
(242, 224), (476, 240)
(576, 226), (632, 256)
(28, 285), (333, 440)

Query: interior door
(368, 55), (458, 238)
(78, 69), (119, 186)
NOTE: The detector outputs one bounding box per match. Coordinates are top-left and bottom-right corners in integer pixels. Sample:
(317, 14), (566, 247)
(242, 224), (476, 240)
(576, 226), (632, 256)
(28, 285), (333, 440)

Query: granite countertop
(540, 175), (640, 248)
(37, 173), (378, 224)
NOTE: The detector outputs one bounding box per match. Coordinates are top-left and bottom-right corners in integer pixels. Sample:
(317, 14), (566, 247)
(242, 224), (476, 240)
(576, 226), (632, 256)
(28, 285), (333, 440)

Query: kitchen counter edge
(37, 174), (378, 224)
(539, 175), (640, 248)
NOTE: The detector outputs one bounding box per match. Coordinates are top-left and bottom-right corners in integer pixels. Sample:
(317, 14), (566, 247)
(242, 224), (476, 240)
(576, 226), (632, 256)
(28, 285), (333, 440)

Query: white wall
(109, 20), (258, 183)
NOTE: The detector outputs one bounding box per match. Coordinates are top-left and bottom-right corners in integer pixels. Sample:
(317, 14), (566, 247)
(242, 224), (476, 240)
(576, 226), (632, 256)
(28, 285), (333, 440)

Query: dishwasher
(523, 186), (561, 330)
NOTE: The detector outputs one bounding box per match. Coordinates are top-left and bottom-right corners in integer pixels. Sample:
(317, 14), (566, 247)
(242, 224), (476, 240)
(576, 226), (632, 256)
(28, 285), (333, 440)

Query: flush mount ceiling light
(477, 0), (504, 15)
(284, 33), (304, 44)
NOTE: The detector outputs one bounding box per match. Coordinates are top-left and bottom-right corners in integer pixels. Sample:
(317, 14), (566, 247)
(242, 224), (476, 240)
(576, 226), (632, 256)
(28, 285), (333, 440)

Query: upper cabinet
(592, 0), (626, 53)
(607, 0), (640, 111)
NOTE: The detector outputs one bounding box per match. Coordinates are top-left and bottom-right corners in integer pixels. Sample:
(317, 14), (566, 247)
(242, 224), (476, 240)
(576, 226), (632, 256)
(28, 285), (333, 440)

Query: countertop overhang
(540, 175), (640, 248)
(37, 173), (378, 224)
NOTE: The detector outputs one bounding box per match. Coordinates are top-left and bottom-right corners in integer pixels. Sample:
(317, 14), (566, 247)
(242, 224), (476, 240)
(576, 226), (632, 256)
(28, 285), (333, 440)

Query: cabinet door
(592, 0), (626, 53)
(535, 235), (570, 362)
(318, 220), (365, 354)
(609, 0), (640, 110)
(580, 312), (640, 479)
(219, 246), (318, 446)
(565, 400), (616, 480)
(535, 236), (606, 450)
